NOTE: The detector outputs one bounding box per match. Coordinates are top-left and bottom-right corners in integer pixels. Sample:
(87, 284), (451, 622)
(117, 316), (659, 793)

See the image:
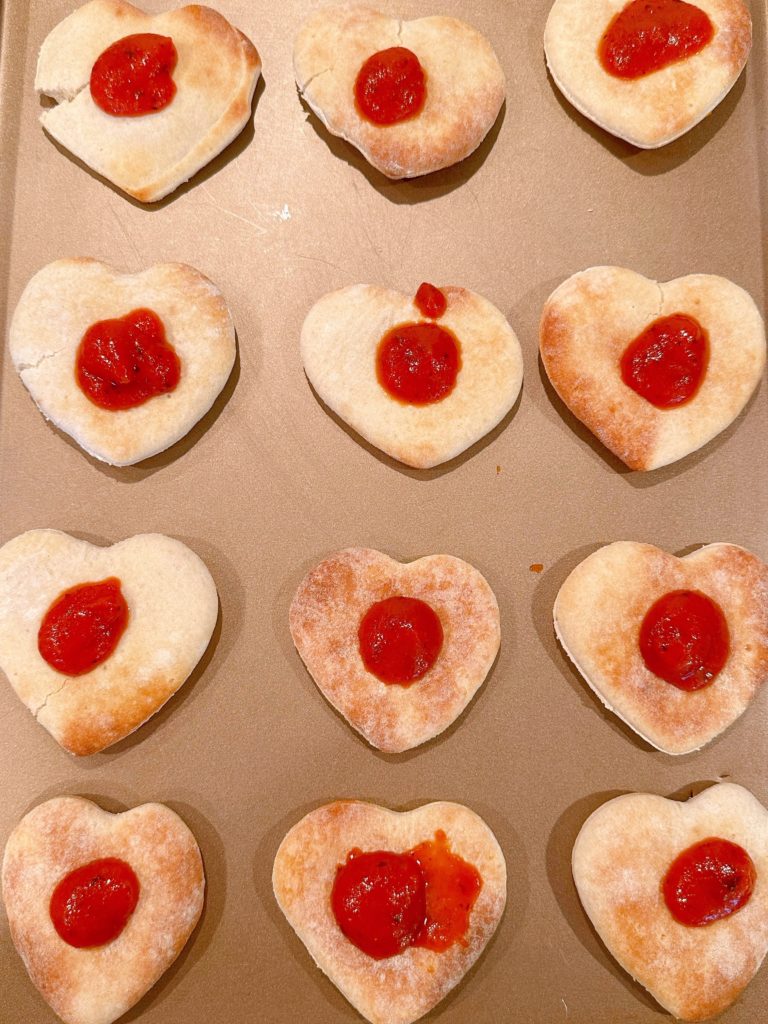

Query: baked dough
(539, 266), (765, 470)
(2, 796), (204, 1024)
(273, 800), (506, 1024)
(289, 548), (500, 752)
(301, 284), (523, 468)
(293, 5), (505, 178)
(36, 0), (261, 201)
(0, 529), (218, 755)
(544, 0), (752, 148)
(554, 541), (768, 754)
(573, 783), (768, 1020)
(10, 258), (236, 466)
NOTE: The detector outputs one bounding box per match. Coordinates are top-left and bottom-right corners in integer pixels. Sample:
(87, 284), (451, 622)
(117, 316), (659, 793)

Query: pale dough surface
(10, 258), (236, 466)
(301, 284), (523, 468)
(554, 541), (768, 753)
(36, 0), (261, 201)
(539, 266), (765, 470)
(0, 530), (218, 755)
(290, 548), (500, 752)
(2, 796), (204, 1024)
(294, 5), (505, 177)
(273, 800), (506, 1024)
(544, 0), (752, 148)
(573, 784), (768, 1021)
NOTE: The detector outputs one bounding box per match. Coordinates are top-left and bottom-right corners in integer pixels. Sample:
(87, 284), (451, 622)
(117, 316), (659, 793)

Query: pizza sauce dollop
(376, 322), (460, 405)
(599, 0), (714, 79)
(38, 578), (129, 676)
(76, 308), (181, 410)
(50, 857), (140, 947)
(414, 282), (447, 320)
(639, 589), (729, 691)
(620, 314), (708, 408)
(331, 830), (482, 959)
(359, 596), (443, 684)
(90, 33), (178, 116)
(354, 46), (426, 124)
(663, 838), (756, 926)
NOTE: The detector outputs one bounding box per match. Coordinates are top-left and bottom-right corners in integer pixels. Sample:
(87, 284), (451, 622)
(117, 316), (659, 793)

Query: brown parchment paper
(1, 1), (766, 1022)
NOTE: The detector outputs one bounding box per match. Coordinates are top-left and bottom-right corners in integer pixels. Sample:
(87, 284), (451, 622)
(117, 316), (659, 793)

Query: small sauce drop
(90, 33), (177, 116)
(38, 578), (129, 676)
(530, 563), (544, 574)
(76, 308), (181, 410)
(639, 589), (729, 691)
(599, 0), (714, 79)
(354, 47), (426, 125)
(620, 314), (708, 408)
(50, 857), (140, 947)
(331, 831), (482, 959)
(358, 596), (443, 685)
(414, 283), (447, 320)
(376, 322), (460, 405)
(663, 838), (756, 926)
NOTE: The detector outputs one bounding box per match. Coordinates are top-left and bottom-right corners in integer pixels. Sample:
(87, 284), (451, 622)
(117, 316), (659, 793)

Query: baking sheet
(1, 1), (767, 1021)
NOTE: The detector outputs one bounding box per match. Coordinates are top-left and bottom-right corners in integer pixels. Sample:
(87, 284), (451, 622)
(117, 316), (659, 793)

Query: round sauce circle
(90, 33), (178, 116)
(50, 857), (140, 948)
(358, 595), (443, 685)
(376, 322), (460, 405)
(414, 282), (447, 320)
(639, 589), (729, 691)
(331, 831), (482, 959)
(38, 577), (129, 677)
(599, 0), (714, 79)
(76, 308), (181, 410)
(331, 849), (426, 959)
(620, 313), (708, 408)
(354, 46), (426, 125)
(663, 838), (756, 927)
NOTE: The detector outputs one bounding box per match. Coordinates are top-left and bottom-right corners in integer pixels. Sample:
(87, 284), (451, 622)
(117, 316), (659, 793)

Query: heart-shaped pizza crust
(293, 5), (505, 178)
(0, 530), (218, 755)
(273, 800), (506, 1024)
(301, 285), (523, 468)
(554, 541), (768, 753)
(2, 796), (204, 1024)
(10, 259), (236, 466)
(544, 0), (752, 148)
(290, 548), (500, 752)
(540, 267), (765, 470)
(36, 0), (260, 202)
(573, 783), (768, 1020)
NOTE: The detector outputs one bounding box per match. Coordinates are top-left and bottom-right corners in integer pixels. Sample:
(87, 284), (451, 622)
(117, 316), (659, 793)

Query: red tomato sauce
(76, 308), (181, 411)
(90, 33), (177, 116)
(354, 47), (426, 125)
(376, 322), (460, 405)
(358, 595), (443, 685)
(38, 578), (129, 676)
(663, 838), (756, 926)
(639, 589), (729, 691)
(50, 857), (140, 947)
(331, 830), (482, 959)
(620, 313), (708, 408)
(414, 282), (447, 320)
(599, 0), (714, 79)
